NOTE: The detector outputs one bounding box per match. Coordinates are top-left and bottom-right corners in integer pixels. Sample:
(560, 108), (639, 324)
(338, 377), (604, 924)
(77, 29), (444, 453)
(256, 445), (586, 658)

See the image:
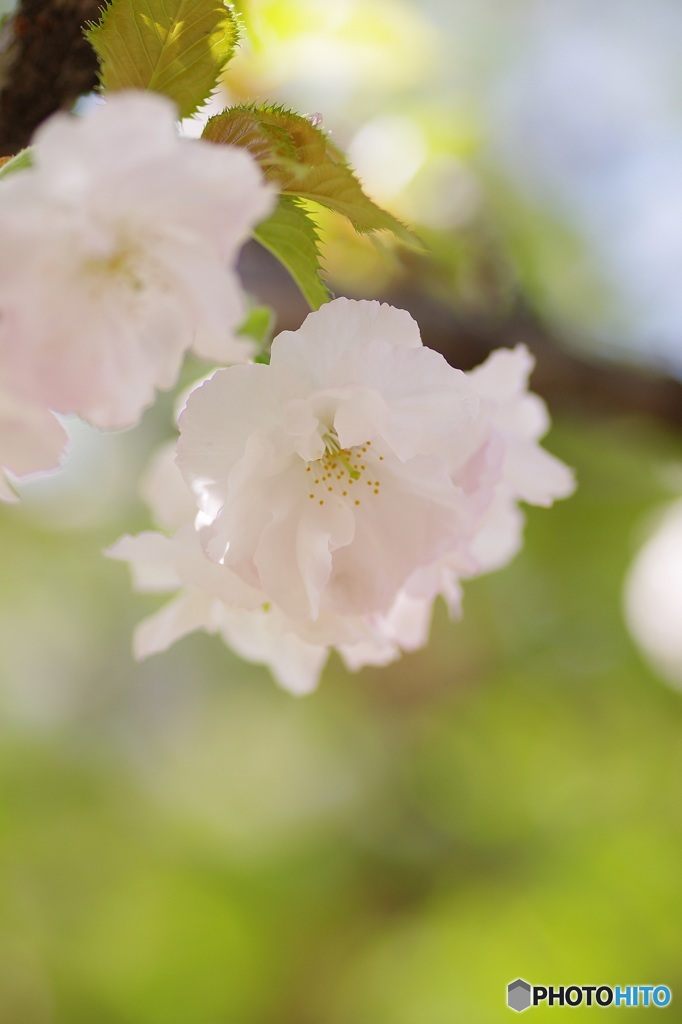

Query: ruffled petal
(218, 606), (328, 695)
(134, 589), (216, 660)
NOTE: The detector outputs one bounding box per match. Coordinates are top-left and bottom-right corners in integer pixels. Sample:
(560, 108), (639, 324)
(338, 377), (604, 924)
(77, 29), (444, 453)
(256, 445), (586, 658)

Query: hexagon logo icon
(507, 979), (532, 1012)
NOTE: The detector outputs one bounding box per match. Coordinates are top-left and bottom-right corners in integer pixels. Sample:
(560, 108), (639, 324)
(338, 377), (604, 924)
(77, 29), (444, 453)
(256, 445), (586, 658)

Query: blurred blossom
(0, 92), (274, 497)
(347, 118), (482, 232)
(483, 0), (682, 372)
(405, 154), (481, 229)
(0, 92), (271, 428)
(348, 115), (427, 202)
(229, 0), (438, 115)
(0, 389), (68, 503)
(624, 499), (682, 686)
(15, 418), (145, 528)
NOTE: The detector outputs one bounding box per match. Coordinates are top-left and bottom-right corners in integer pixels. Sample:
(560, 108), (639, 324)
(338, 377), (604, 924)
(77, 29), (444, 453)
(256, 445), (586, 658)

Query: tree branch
(238, 242), (682, 429)
(0, 0), (103, 157)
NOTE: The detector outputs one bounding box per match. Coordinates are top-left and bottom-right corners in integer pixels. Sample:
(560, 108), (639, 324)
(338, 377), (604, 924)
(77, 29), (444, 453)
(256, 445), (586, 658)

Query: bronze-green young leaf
(203, 105), (418, 248)
(86, 0), (239, 119)
(0, 147), (33, 180)
(254, 197), (331, 311)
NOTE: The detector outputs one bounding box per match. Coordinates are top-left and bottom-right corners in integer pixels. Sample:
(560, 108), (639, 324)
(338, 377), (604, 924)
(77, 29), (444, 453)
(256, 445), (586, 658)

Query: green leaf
(237, 304), (274, 346)
(0, 147), (33, 180)
(254, 196), (331, 310)
(203, 105), (419, 248)
(86, 0), (239, 119)
(237, 303), (275, 363)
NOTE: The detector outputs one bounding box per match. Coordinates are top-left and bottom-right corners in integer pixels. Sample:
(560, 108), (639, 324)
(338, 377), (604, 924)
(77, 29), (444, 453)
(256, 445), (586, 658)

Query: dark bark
(0, 0), (103, 156)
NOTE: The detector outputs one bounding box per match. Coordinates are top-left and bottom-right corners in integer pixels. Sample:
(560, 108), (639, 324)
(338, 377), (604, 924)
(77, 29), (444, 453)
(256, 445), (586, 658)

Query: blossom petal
(177, 364), (288, 511)
(504, 437), (576, 506)
(139, 441), (197, 532)
(105, 532), (183, 592)
(469, 488), (526, 573)
(270, 298), (423, 385)
(133, 589), (216, 660)
(0, 92), (274, 434)
(355, 339), (479, 461)
(218, 607), (328, 695)
(469, 344), (534, 402)
(324, 453), (471, 616)
(0, 391), (68, 497)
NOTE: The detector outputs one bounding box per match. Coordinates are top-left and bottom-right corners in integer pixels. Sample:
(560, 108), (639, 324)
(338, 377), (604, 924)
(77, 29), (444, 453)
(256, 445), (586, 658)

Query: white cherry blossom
(111, 310), (575, 695)
(335, 344), (576, 665)
(462, 344), (575, 572)
(108, 441), (409, 694)
(109, 438), (330, 693)
(109, 525), (329, 695)
(0, 91), (274, 431)
(177, 298), (483, 623)
(401, 344), (576, 609)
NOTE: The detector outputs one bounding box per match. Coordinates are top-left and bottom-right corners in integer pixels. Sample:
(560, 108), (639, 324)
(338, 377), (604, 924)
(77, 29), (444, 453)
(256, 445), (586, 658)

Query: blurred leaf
(86, 0), (239, 118)
(254, 196), (331, 310)
(237, 304), (275, 346)
(0, 147), (32, 179)
(203, 104), (419, 247)
(238, 302), (275, 362)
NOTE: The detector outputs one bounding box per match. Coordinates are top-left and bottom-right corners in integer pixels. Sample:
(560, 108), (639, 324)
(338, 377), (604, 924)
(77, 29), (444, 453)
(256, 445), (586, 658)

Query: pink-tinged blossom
(0, 389), (68, 502)
(0, 91), (274, 432)
(384, 344), (576, 635)
(111, 305), (575, 694)
(108, 525), (330, 695)
(108, 441), (411, 694)
(460, 344), (575, 573)
(177, 298), (482, 623)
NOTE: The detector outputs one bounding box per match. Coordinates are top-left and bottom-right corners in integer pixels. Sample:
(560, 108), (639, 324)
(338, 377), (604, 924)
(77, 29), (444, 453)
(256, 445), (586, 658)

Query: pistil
(322, 430), (360, 480)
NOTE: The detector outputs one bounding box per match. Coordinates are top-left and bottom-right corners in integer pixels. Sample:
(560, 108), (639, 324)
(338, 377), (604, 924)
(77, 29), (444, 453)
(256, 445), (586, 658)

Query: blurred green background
(2, 0), (682, 1020)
